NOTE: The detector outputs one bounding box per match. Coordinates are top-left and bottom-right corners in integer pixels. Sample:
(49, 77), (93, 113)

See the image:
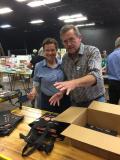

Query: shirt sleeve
(87, 47), (103, 81)
(33, 63), (40, 87)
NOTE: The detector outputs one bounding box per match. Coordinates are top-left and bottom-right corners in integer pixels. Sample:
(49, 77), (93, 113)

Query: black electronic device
(0, 111), (24, 136)
(0, 89), (23, 109)
(0, 90), (17, 99)
(86, 123), (117, 136)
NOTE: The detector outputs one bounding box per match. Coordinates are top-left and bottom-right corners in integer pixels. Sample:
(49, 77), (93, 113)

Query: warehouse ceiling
(0, 0), (120, 32)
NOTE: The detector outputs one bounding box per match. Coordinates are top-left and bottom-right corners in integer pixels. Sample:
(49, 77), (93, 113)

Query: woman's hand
(49, 92), (63, 106)
(27, 87), (37, 100)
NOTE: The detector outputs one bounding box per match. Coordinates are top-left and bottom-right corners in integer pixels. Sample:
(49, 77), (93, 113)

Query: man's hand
(49, 92), (63, 106)
(54, 80), (78, 95)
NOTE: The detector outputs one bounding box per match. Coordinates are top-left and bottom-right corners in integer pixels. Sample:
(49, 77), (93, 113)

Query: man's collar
(66, 43), (85, 56)
(78, 43), (85, 55)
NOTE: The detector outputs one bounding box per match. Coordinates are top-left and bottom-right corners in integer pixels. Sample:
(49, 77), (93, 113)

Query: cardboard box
(55, 101), (120, 160)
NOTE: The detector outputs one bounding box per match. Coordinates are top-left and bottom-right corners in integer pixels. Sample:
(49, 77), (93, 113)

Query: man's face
(61, 29), (81, 55)
(44, 43), (57, 63)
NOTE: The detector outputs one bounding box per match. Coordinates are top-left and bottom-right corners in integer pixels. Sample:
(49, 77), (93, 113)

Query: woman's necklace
(47, 61), (57, 68)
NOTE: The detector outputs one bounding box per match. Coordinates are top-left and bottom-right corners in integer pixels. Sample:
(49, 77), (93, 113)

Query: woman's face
(44, 43), (57, 63)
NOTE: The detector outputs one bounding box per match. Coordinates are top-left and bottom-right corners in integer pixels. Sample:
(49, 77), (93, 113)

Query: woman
(28, 38), (70, 113)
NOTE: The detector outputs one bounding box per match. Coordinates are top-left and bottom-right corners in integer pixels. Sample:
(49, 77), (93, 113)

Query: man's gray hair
(115, 36), (120, 48)
(60, 24), (81, 39)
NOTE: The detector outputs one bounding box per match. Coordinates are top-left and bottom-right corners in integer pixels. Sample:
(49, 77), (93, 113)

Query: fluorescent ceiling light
(0, 7), (13, 14)
(76, 23), (95, 27)
(58, 13), (87, 23)
(64, 17), (87, 23)
(27, 0), (61, 7)
(30, 19), (44, 24)
(16, 0), (28, 2)
(43, 0), (61, 5)
(0, 24), (12, 28)
(27, 1), (44, 7)
(58, 13), (84, 20)
(70, 13), (83, 19)
(58, 16), (70, 20)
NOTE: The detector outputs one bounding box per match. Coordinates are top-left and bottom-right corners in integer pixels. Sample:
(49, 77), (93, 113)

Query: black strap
(20, 114), (69, 157)
(21, 122), (56, 156)
(22, 143), (36, 156)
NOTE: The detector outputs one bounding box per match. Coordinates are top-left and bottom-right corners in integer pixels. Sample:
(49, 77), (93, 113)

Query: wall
(0, 25), (120, 55)
(80, 25), (120, 54)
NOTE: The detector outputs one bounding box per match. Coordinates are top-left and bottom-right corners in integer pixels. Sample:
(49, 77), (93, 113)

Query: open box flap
(55, 107), (87, 124)
(89, 101), (120, 115)
(88, 101), (120, 133)
(61, 124), (120, 155)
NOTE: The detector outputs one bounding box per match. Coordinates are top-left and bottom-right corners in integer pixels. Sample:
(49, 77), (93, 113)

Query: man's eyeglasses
(63, 37), (76, 45)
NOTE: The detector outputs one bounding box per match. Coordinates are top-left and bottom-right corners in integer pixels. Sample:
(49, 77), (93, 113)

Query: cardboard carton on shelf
(55, 101), (120, 160)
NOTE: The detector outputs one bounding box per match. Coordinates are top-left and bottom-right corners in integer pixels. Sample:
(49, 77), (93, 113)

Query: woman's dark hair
(42, 38), (58, 50)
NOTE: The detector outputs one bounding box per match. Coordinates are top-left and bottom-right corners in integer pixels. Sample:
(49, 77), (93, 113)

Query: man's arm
(49, 75), (96, 105)
(27, 62), (33, 69)
(54, 74), (96, 95)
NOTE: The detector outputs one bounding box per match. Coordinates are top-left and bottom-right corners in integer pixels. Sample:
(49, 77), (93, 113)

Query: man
(101, 50), (107, 74)
(107, 37), (120, 104)
(50, 24), (105, 107)
(27, 49), (44, 78)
